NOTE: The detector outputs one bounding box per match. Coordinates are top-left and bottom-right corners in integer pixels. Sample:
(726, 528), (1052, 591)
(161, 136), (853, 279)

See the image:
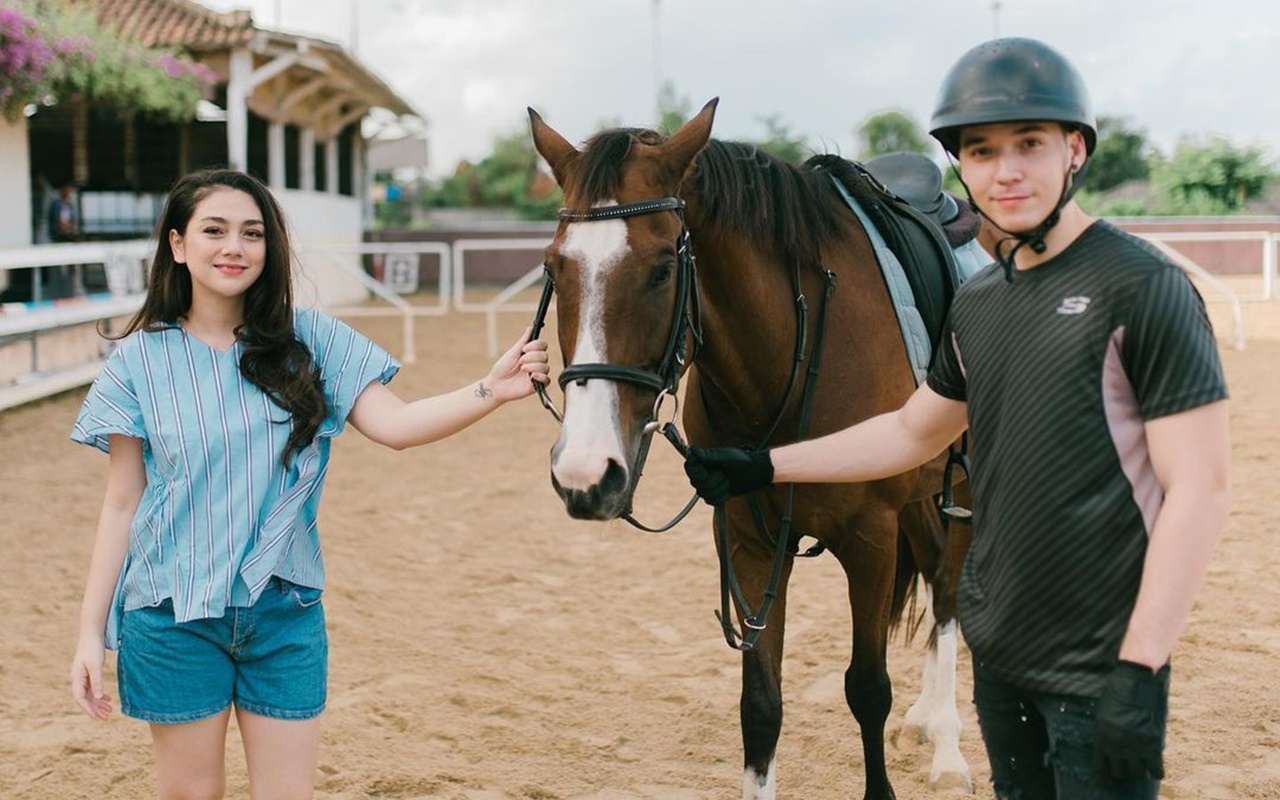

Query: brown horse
(529, 99), (972, 800)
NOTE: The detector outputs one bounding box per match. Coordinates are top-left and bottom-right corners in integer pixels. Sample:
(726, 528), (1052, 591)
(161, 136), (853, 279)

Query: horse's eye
(649, 262), (674, 288)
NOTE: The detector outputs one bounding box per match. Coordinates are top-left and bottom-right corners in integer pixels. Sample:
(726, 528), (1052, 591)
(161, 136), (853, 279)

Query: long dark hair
(114, 169), (327, 465)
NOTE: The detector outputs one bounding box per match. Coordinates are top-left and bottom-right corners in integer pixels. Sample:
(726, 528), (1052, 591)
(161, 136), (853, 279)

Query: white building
(8, 0), (422, 305)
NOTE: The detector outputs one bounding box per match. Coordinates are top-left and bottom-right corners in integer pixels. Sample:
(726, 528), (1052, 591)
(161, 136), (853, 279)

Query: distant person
(37, 182), (81, 299)
(48, 182), (78, 243)
(68, 169), (551, 798)
(684, 38), (1230, 799)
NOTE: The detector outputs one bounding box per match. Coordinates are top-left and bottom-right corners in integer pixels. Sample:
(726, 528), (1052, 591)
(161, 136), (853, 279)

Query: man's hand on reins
(683, 446), (775, 505)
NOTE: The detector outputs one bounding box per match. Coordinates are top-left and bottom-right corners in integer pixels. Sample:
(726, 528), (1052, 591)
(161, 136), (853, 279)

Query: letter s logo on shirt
(1056, 296), (1091, 315)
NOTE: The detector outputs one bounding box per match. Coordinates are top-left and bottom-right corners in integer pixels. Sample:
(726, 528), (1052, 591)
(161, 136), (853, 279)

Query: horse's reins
(530, 197), (702, 533)
(711, 262), (835, 652)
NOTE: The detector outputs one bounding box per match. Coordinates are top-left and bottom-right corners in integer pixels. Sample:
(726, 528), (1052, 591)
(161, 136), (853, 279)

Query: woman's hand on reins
(485, 328), (551, 403)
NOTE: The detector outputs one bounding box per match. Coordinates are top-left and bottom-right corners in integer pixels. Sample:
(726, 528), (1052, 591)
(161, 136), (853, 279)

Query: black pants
(972, 657), (1161, 800)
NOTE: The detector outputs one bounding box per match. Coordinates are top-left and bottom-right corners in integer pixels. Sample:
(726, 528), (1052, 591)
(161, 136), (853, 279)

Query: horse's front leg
(741, 632), (786, 800)
(833, 506), (902, 800)
(721, 508), (796, 800)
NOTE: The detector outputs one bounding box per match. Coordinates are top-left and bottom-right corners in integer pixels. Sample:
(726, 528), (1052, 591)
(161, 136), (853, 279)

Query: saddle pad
(828, 175), (933, 386)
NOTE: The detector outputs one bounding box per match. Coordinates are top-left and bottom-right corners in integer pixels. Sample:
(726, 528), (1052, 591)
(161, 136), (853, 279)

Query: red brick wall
(1112, 218), (1280, 276)
(364, 226), (554, 289)
(365, 217), (1280, 288)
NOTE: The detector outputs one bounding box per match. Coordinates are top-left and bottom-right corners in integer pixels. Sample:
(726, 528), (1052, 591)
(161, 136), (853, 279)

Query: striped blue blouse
(71, 307), (399, 648)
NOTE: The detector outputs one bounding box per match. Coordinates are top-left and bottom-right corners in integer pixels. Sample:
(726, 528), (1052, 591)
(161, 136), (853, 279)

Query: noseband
(530, 196), (703, 532)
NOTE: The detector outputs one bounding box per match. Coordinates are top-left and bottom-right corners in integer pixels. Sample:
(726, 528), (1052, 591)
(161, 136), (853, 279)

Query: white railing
(1131, 230), (1280, 351)
(0, 240), (151, 411)
(450, 239), (550, 356)
(302, 241), (454, 365)
(480, 264), (548, 357)
(1132, 230), (1277, 303)
(0, 236), (549, 411)
(9, 227), (1265, 410)
(319, 237), (551, 358)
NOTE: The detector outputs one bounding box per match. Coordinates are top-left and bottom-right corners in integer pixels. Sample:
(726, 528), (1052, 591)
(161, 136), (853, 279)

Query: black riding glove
(1092, 660), (1170, 783)
(683, 446), (774, 506)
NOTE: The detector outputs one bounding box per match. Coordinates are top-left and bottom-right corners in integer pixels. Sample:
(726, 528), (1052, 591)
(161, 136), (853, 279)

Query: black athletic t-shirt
(926, 220), (1228, 697)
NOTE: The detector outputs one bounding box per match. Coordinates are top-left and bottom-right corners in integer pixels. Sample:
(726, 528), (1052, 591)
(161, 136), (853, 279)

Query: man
(683, 38), (1230, 800)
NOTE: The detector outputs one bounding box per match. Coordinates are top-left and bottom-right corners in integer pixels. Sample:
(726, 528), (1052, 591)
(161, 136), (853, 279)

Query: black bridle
(530, 197), (703, 533)
(530, 188), (841, 652)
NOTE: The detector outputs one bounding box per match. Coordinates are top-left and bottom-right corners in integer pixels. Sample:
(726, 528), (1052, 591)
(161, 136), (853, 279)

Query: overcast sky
(204, 0), (1280, 178)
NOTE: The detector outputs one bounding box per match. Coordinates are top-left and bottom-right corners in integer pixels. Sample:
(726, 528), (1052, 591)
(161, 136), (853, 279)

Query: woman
(68, 169), (550, 798)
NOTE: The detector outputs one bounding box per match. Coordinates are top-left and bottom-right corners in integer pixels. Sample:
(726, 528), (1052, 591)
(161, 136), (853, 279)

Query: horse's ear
(661, 97), (718, 181)
(529, 107), (578, 187)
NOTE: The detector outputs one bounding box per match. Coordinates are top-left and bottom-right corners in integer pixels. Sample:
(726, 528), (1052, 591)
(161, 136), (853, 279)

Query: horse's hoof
(929, 766), (974, 794)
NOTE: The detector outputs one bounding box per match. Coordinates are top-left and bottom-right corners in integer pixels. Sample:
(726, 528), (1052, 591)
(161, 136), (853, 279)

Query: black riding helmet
(929, 37), (1097, 157)
(928, 38), (1097, 275)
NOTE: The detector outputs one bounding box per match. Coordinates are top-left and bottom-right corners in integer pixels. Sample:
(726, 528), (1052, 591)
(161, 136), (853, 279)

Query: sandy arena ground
(1, 278), (1277, 799)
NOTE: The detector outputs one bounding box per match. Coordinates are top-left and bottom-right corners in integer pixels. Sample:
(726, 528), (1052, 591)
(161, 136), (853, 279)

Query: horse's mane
(569, 128), (850, 269)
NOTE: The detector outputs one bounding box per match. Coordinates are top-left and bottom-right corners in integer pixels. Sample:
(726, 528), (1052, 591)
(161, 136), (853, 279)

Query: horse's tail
(890, 498), (949, 644)
(889, 516), (924, 642)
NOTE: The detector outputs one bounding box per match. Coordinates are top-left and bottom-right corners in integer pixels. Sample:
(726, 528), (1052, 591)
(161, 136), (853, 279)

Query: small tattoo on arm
(474, 382), (494, 399)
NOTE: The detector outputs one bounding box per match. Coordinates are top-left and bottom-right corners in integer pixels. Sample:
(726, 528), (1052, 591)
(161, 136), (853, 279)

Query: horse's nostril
(599, 459), (628, 497)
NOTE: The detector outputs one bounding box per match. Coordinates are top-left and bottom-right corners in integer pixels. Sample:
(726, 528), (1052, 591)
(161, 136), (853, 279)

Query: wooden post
(226, 49), (253, 172)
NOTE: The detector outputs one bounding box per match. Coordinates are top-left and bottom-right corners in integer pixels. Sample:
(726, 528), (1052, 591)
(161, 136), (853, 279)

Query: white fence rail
(316, 238), (549, 358)
(1130, 230), (1279, 352)
(450, 239), (549, 356)
(0, 240), (151, 412)
(3, 228), (1274, 410)
(1132, 230), (1277, 303)
(303, 242), (454, 365)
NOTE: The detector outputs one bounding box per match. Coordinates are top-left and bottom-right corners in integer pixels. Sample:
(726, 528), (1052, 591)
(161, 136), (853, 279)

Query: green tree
(425, 127), (561, 220)
(1150, 136), (1276, 214)
(753, 114), (809, 164)
(940, 162), (966, 197)
(371, 171), (412, 228)
(1084, 116), (1152, 193)
(856, 109), (930, 159)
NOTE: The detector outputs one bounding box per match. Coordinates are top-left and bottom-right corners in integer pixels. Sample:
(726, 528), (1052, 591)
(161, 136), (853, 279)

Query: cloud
(206, 0), (1280, 175)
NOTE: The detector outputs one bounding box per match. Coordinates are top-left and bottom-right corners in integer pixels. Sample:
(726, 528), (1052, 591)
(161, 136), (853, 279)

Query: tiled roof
(79, 0), (257, 51)
(68, 0), (419, 117)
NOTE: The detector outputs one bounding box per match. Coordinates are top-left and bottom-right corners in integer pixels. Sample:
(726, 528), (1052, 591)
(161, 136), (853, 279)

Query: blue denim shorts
(118, 578), (328, 724)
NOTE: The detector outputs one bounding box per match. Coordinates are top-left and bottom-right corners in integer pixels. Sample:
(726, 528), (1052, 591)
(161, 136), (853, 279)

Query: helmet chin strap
(951, 157), (1091, 282)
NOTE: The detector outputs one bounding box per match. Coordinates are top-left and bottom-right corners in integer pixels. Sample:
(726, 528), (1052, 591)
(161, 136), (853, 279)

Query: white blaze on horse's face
(551, 203), (631, 496)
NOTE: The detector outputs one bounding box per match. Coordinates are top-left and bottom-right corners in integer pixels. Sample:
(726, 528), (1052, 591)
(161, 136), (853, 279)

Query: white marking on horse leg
(742, 759), (777, 800)
(901, 584), (937, 745)
(927, 620), (972, 792)
(551, 208), (630, 492)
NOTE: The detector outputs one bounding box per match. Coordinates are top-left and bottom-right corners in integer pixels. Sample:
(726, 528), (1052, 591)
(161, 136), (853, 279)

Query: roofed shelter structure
(22, 0), (422, 305)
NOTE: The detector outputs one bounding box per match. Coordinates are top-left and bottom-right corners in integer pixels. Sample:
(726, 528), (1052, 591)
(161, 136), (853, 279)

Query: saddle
(863, 152), (982, 247)
(815, 152), (981, 350)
